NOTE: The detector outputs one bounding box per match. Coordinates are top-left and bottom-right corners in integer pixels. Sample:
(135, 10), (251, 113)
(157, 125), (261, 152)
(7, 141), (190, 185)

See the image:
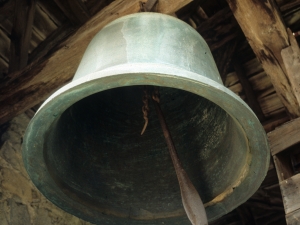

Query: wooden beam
(268, 117), (300, 156)
(227, 0), (300, 118)
(280, 173), (300, 215)
(281, 28), (300, 107)
(286, 207), (300, 225)
(9, 0), (36, 73)
(273, 154), (294, 182)
(0, 0), (192, 125)
(157, 0), (192, 14)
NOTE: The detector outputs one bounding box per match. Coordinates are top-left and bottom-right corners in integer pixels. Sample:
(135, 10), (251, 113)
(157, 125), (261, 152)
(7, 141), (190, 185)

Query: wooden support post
(227, 0), (300, 118)
(0, 0), (192, 125)
(9, 0), (36, 73)
(268, 118), (300, 224)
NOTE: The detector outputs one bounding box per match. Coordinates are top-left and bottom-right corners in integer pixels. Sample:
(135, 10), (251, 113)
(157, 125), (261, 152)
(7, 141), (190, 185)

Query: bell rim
(23, 63), (270, 224)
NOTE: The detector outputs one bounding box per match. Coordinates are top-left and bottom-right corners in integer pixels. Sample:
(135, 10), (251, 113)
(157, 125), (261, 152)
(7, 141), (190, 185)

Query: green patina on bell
(22, 13), (269, 225)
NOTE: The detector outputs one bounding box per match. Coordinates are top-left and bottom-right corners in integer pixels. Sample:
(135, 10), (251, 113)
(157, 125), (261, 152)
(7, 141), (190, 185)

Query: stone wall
(0, 114), (91, 225)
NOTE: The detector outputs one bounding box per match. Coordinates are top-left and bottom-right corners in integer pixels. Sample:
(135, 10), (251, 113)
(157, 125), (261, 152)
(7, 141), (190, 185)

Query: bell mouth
(23, 68), (269, 224)
(44, 85), (248, 220)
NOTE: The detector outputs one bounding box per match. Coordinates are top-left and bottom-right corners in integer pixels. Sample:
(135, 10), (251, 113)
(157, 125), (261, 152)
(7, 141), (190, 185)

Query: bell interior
(44, 85), (248, 219)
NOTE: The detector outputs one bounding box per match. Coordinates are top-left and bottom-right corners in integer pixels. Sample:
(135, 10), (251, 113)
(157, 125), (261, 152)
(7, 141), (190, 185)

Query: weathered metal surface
(22, 13), (269, 225)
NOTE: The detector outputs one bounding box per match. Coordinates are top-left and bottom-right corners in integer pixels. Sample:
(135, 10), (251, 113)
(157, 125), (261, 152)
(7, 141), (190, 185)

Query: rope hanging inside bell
(141, 86), (208, 225)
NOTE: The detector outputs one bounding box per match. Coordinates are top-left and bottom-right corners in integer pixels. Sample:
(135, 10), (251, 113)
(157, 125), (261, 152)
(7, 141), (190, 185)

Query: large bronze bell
(22, 13), (269, 225)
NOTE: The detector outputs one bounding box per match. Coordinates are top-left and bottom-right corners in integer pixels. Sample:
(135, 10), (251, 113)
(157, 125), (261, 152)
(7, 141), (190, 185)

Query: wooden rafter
(28, 22), (74, 64)
(0, 0), (192, 125)
(280, 0), (300, 12)
(196, 7), (241, 51)
(227, 0), (300, 118)
(9, 0), (36, 73)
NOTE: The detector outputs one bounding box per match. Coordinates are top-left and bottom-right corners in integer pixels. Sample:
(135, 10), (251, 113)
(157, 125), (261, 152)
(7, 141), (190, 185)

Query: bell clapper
(141, 86), (150, 135)
(152, 87), (208, 225)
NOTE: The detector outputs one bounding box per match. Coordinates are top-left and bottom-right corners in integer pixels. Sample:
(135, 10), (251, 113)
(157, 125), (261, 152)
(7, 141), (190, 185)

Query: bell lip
(22, 63), (270, 224)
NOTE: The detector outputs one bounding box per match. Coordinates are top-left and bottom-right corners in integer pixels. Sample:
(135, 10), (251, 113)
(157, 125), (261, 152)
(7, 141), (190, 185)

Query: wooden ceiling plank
(8, 0), (36, 73)
(37, 0), (67, 26)
(0, 0), (14, 23)
(53, 0), (90, 25)
(280, 0), (300, 12)
(227, 0), (300, 118)
(259, 92), (285, 117)
(85, 0), (114, 16)
(0, 27), (10, 62)
(194, 7), (240, 51)
(33, 4), (58, 39)
(196, 7), (231, 33)
(28, 22), (74, 64)
(213, 40), (237, 82)
(0, 0), (192, 125)
(0, 56), (9, 78)
(262, 111), (289, 133)
(233, 57), (266, 121)
(209, 31), (240, 51)
(0, 18), (13, 36)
